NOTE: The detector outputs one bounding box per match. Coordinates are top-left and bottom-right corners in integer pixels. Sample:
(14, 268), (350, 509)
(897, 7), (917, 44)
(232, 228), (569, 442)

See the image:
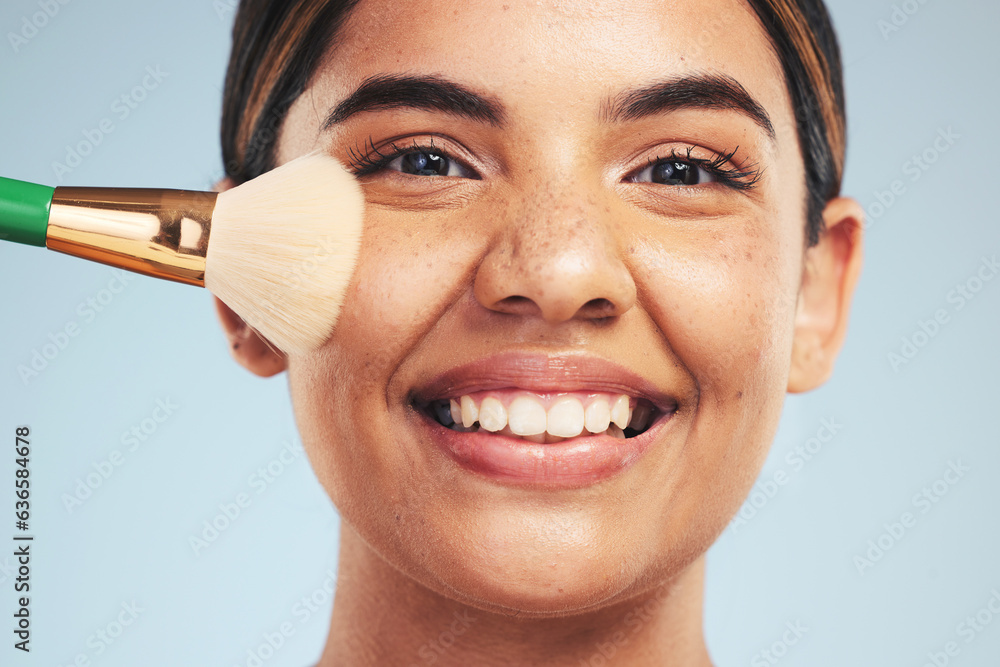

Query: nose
(473, 186), (637, 324)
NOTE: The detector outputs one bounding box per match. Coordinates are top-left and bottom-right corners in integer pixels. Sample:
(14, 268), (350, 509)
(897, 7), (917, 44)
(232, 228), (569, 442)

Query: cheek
(631, 216), (800, 531)
(634, 224), (797, 388)
(284, 209), (471, 505)
(339, 209), (472, 348)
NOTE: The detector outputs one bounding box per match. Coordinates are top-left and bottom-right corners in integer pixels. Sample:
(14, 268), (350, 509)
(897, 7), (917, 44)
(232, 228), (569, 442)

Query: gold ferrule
(46, 187), (218, 286)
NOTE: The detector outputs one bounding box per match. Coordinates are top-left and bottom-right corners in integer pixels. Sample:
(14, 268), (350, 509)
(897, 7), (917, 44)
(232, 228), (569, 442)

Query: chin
(440, 561), (632, 617)
(391, 511), (659, 616)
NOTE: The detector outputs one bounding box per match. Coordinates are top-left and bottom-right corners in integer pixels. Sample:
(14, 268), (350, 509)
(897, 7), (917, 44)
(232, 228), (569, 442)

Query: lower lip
(416, 407), (671, 488)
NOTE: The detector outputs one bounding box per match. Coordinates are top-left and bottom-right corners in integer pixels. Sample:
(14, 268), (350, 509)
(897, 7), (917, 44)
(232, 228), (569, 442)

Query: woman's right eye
(628, 159), (718, 187)
(384, 150), (475, 178)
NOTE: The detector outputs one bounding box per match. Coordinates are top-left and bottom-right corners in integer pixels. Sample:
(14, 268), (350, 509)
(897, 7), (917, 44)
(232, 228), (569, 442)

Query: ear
(211, 176), (288, 377)
(787, 197), (864, 393)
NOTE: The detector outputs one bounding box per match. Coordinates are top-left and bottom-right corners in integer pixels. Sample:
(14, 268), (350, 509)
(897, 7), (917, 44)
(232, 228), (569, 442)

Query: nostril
(582, 298), (617, 318)
(494, 296), (619, 321)
(490, 295), (538, 317)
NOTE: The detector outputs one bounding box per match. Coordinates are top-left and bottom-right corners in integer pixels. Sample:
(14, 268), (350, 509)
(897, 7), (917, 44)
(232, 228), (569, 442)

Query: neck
(317, 522), (714, 667)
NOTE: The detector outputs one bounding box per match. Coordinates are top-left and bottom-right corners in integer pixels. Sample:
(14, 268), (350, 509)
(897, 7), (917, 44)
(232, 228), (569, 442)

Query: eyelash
(346, 137), (762, 191)
(640, 146), (763, 192)
(347, 137), (458, 177)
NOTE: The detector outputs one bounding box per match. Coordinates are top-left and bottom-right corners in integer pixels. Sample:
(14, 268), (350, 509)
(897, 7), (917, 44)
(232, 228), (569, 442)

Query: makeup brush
(0, 152), (365, 354)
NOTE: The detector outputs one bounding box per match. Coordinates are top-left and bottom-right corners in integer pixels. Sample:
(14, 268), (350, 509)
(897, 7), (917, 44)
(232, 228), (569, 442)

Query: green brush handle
(0, 176), (54, 247)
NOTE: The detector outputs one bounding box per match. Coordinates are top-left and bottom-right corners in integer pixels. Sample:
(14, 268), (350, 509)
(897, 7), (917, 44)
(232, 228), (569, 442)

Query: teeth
(478, 397), (507, 432)
(433, 392), (653, 441)
(546, 397), (585, 438)
(461, 395), (479, 428)
(611, 395), (631, 430)
(507, 396), (547, 436)
(584, 398), (611, 433)
(629, 403), (651, 431)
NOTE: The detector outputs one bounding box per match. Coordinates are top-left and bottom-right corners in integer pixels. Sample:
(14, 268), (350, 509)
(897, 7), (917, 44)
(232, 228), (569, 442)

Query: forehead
(319, 0), (789, 125)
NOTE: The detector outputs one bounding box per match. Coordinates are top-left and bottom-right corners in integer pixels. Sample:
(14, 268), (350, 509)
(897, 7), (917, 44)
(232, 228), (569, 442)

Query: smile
(409, 352), (678, 487)
(426, 389), (659, 443)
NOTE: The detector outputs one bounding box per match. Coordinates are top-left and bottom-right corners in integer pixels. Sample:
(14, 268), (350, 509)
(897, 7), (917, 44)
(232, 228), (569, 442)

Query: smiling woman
(215, 0), (862, 665)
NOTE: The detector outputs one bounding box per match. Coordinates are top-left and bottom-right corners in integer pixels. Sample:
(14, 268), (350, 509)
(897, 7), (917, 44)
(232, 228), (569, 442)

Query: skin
(215, 0), (863, 664)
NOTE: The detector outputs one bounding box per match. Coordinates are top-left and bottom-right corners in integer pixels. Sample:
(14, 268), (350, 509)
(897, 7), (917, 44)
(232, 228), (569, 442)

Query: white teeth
(611, 395), (631, 430)
(584, 398), (611, 433)
(507, 396), (547, 435)
(436, 392), (653, 440)
(629, 403), (651, 431)
(461, 395), (479, 428)
(547, 397), (585, 438)
(478, 397), (507, 432)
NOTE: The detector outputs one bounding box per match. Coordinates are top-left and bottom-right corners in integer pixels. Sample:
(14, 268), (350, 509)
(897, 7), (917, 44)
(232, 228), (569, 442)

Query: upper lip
(410, 350), (678, 413)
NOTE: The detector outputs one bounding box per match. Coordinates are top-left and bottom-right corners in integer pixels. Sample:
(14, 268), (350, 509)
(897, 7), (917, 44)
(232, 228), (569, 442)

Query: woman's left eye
(387, 151), (470, 177)
(628, 160), (717, 186)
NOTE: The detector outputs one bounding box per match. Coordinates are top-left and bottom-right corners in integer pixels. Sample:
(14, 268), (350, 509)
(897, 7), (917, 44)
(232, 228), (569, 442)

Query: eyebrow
(322, 72), (775, 141)
(322, 73), (507, 129)
(603, 73), (775, 140)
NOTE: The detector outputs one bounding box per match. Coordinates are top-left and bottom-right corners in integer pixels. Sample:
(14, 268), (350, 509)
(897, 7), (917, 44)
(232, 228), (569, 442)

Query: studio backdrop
(0, 1), (998, 665)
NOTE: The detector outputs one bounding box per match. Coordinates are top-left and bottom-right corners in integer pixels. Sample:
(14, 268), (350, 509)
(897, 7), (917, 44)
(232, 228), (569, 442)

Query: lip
(410, 351), (677, 412)
(409, 351), (678, 488)
(415, 408), (673, 488)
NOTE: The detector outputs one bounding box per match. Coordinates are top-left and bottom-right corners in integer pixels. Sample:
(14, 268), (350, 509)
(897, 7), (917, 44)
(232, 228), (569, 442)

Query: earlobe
(213, 297), (288, 377)
(787, 197), (864, 393)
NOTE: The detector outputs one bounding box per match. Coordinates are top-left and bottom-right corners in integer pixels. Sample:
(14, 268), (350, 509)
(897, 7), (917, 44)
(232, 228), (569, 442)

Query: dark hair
(221, 0), (845, 246)
(745, 0), (846, 246)
(221, 0), (361, 185)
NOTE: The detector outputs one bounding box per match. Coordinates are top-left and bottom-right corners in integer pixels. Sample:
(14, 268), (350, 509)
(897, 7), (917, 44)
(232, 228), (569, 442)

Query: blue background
(0, 1), (997, 665)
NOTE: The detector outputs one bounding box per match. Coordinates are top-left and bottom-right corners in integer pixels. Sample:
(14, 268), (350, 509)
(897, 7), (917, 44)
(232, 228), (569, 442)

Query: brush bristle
(205, 152), (365, 355)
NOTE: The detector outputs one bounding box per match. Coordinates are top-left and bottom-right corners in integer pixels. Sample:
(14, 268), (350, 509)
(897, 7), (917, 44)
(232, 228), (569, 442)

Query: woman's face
(269, 0), (831, 614)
